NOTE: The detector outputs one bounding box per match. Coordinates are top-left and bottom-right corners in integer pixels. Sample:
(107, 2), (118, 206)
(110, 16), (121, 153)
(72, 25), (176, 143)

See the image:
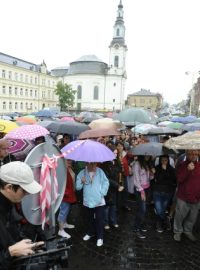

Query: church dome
(68, 55), (108, 75)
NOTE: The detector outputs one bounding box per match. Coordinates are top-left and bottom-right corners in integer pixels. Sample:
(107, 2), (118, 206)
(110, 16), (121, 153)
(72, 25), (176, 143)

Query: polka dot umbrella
(5, 124), (49, 140)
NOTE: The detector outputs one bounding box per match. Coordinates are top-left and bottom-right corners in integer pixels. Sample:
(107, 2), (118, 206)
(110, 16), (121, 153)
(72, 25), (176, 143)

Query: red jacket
(63, 170), (77, 203)
(176, 160), (200, 203)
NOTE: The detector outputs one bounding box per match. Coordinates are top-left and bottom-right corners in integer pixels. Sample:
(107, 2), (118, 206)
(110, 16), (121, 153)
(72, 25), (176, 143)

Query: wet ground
(66, 200), (200, 270)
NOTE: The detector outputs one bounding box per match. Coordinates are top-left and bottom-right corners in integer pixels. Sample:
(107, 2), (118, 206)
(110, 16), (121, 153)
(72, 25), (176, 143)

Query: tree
(55, 81), (76, 111)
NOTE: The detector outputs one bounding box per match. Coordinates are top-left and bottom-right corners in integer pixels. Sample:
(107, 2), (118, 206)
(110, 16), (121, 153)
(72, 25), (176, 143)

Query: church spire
(110, 0), (126, 47)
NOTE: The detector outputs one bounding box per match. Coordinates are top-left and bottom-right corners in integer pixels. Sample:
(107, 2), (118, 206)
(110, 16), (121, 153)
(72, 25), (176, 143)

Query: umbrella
(130, 142), (173, 156)
(113, 108), (157, 125)
(35, 109), (54, 117)
(131, 124), (157, 134)
(47, 121), (90, 135)
(0, 120), (18, 133)
(7, 138), (35, 160)
(61, 139), (115, 162)
(182, 123), (200, 132)
(60, 116), (75, 122)
(38, 120), (56, 128)
(0, 115), (12, 120)
(164, 131), (200, 150)
(147, 126), (182, 135)
(166, 122), (184, 129)
(5, 125), (49, 140)
(89, 118), (124, 130)
(81, 116), (102, 124)
(78, 128), (120, 139)
(16, 116), (37, 125)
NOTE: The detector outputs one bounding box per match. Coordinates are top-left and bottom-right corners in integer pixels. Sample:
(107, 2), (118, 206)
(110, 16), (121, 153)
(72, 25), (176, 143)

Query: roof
(72, 55), (104, 63)
(51, 67), (69, 77)
(0, 52), (40, 72)
(128, 89), (157, 97)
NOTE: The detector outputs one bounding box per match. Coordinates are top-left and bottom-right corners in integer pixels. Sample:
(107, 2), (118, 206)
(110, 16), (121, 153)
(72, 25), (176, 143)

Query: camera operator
(0, 161), (44, 269)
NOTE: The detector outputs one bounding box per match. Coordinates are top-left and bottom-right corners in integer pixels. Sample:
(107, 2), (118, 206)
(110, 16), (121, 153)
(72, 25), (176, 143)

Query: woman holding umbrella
(76, 162), (109, 247)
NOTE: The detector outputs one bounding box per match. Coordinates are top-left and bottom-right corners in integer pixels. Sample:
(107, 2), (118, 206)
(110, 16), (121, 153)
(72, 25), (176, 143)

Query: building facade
(127, 88), (163, 111)
(0, 53), (59, 114)
(52, 0), (127, 111)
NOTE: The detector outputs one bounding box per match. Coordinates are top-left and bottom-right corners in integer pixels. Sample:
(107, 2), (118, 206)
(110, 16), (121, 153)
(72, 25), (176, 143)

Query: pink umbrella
(5, 124), (49, 140)
(7, 138), (35, 160)
(60, 116), (75, 122)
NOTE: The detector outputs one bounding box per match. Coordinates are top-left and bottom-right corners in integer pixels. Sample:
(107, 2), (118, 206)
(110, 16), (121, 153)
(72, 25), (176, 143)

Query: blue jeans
(104, 205), (117, 225)
(153, 191), (173, 221)
(57, 202), (71, 223)
(133, 189), (148, 230)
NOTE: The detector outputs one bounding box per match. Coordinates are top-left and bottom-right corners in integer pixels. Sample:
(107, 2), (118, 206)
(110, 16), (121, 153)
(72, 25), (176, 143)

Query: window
(30, 103), (33, 110)
(48, 90), (51, 99)
(113, 82), (116, 87)
(20, 74), (23, 82)
(9, 71), (12, 79)
(30, 76), (33, 84)
(3, 102), (6, 110)
(20, 102), (23, 110)
(42, 79), (45, 85)
(30, 89), (33, 97)
(77, 85), (82, 99)
(15, 87), (18, 95)
(25, 89), (28, 96)
(93, 86), (99, 100)
(15, 72), (18, 81)
(42, 91), (45, 98)
(25, 102), (28, 109)
(48, 80), (50, 87)
(35, 77), (38, 84)
(20, 88), (23, 96)
(9, 102), (12, 110)
(2, 86), (6, 94)
(9, 86), (12, 95)
(35, 90), (37, 97)
(116, 28), (120, 36)
(114, 56), (119, 67)
(2, 70), (6, 78)
(15, 102), (18, 110)
(25, 75), (28, 83)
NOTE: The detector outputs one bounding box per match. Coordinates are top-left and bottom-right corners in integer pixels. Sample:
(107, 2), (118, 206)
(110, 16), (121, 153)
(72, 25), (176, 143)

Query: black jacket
(0, 192), (21, 269)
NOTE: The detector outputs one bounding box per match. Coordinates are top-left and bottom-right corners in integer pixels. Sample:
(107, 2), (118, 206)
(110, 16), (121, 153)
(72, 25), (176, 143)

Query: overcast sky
(1, 0), (200, 104)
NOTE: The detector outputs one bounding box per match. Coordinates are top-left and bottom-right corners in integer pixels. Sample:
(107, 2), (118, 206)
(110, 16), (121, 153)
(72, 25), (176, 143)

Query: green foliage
(55, 81), (76, 111)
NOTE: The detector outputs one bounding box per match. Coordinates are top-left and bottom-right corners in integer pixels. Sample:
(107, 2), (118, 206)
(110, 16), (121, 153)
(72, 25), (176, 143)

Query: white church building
(51, 0), (127, 111)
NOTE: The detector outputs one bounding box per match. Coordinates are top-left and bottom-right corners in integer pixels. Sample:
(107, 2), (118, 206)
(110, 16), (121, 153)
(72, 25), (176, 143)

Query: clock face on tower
(114, 43), (119, 49)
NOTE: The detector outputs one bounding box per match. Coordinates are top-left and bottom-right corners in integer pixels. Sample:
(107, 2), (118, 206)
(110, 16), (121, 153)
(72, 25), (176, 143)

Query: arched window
(3, 102), (6, 110)
(25, 102), (28, 109)
(93, 86), (99, 100)
(77, 85), (82, 99)
(20, 102), (23, 110)
(9, 102), (12, 110)
(114, 56), (119, 67)
(15, 102), (18, 110)
(116, 28), (120, 36)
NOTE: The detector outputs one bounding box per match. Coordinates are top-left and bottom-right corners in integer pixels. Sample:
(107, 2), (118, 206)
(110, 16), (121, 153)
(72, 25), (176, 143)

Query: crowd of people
(0, 129), (200, 269)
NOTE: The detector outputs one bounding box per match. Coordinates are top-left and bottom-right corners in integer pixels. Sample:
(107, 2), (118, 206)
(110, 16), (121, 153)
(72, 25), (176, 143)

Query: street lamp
(185, 71), (200, 115)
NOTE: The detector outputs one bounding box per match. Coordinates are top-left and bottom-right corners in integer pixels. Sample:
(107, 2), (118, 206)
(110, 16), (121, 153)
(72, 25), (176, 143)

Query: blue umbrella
(35, 110), (54, 117)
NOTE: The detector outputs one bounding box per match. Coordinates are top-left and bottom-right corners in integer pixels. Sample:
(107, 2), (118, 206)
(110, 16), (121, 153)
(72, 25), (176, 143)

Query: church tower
(108, 0), (127, 76)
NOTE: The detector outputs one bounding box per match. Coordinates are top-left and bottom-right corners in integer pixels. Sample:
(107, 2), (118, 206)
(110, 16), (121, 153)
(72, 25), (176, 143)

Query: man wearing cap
(0, 161), (44, 269)
(0, 138), (16, 166)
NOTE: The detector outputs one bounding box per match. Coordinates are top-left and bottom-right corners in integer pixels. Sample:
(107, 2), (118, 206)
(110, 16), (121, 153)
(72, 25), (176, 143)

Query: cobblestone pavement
(65, 201), (200, 270)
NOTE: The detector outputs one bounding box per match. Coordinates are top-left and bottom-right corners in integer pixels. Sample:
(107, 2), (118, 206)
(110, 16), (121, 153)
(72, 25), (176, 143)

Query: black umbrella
(47, 121), (90, 135)
(129, 142), (175, 156)
(35, 110), (55, 117)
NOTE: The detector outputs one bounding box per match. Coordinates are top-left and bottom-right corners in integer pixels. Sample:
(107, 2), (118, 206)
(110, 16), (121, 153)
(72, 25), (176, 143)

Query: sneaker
(134, 230), (146, 239)
(83, 234), (91, 241)
(184, 232), (197, 242)
(104, 225), (110, 230)
(113, 224), (119, 228)
(58, 230), (71, 239)
(96, 239), (103, 247)
(156, 222), (164, 233)
(63, 223), (75, 229)
(174, 233), (181, 242)
(141, 226), (147, 232)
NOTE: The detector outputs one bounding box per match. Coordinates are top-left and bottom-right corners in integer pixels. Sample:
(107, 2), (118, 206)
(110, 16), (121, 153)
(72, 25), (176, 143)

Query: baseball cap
(0, 161), (42, 194)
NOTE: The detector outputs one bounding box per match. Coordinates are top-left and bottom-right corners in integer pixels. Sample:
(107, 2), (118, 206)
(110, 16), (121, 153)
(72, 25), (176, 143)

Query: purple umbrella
(61, 139), (115, 162)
